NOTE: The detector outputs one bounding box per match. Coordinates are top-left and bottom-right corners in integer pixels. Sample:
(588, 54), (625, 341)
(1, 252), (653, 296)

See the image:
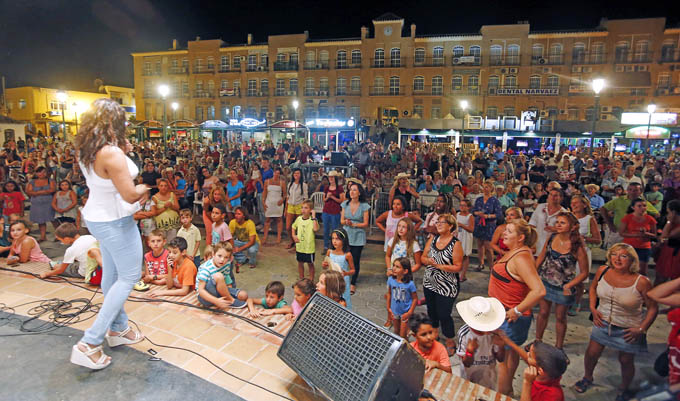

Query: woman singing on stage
(70, 98), (150, 369)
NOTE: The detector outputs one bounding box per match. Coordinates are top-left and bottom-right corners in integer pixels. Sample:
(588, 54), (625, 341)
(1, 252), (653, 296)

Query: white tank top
(80, 146), (141, 222)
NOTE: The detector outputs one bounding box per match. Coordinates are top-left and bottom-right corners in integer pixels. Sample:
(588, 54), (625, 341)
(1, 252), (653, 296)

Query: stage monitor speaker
(330, 151), (349, 166)
(277, 293), (424, 401)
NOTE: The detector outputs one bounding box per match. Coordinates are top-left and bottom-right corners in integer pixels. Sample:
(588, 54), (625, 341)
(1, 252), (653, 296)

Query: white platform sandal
(70, 342), (111, 370)
(105, 327), (144, 348)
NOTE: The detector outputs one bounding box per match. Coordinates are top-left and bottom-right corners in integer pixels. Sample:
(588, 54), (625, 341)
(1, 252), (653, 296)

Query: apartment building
(131, 13), (680, 130)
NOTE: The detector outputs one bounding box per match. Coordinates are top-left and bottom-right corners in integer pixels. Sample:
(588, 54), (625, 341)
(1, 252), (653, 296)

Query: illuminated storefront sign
(624, 126), (670, 139)
(496, 88), (559, 96)
(620, 112), (677, 125)
(229, 118), (266, 128)
(305, 118), (356, 128)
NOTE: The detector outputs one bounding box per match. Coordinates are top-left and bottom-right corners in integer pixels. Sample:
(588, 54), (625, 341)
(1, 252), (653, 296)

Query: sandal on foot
(350, 285), (356, 295)
(473, 265), (484, 272)
(105, 327), (144, 348)
(70, 342), (111, 370)
(383, 320), (393, 328)
(573, 377), (593, 393)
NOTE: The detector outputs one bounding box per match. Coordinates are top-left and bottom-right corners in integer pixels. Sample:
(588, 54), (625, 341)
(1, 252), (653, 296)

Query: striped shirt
(195, 258), (233, 292)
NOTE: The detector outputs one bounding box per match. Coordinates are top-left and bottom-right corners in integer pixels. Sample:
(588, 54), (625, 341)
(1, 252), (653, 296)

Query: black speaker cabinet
(277, 293), (424, 401)
(330, 151), (349, 166)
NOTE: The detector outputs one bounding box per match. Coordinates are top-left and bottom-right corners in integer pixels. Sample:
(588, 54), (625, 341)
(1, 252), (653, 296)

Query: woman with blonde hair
(203, 185), (226, 242)
(490, 206), (523, 259)
(574, 243), (658, 401)
(389, 172), (419, 212)
(317, 270), (347, 307)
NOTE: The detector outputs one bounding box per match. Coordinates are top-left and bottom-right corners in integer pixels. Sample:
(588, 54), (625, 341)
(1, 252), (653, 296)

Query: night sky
(1, 0), (679, 92)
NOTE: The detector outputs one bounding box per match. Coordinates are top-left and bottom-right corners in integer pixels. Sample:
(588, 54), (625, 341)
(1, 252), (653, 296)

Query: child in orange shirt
(408, 312), (452, 373)
(150, 237), (197, 297)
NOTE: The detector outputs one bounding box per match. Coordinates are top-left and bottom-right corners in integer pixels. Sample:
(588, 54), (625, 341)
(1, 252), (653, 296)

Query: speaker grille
(279, 295), (399, 401)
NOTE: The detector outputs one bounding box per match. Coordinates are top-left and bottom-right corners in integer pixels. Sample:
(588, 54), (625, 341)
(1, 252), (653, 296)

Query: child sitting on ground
(150, 237), (197, 297)
(290, 278), (315, 317)
(195, 241), (247, 309)
(211, 204), (233, 245)
(455, 296), (506, 390)
(408, 312), (452, 373)
(7, 220), (51, 265)
(494, 331), (567, 401)
(40, 223), (101, 281)
(291, 200), (319, 280)
(247, 281), (293, 318)
(142, 229), (170, 285)
(200, 244), (214, 267)
(176, 208), (202, 268)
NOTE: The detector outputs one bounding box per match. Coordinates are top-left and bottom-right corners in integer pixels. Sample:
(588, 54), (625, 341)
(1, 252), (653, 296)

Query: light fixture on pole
(292, 99), (299, 141)
(589, 78), (605, 156)
(72, 102), (86, 134)
(158, 84), (170, 147)
(56, 91), (68, 141)
(460, 100), (469, 146)
(646, 103), (656, 155)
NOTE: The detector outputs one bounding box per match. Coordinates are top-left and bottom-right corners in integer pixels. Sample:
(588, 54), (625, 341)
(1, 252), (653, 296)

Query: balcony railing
(655, 86), (680, 96)
(336, 87), (361, 96)
(193, 66), (215, 74)
(142, 70), (162, 76)
(335, 62), (362, 69)
(448, 87), (480, 96)
(303, 61), (330, 70)
(246, 65), (269, 72)
(169, 67), (190, 75)
(411, 85), (445, 96)
(246, 89), (270, 97)
(413, 56), (447, 67)
(369, 86), (405, 96)
(370, 58), (407, 68)
(274, 89), (298, 97)
(193, 90), (215, 98)
(273, 62), (299, 71)
(304, 88), (330, 96)
(489, 57), (521, 66)
(660, 49), (680, 63)
(570, 52), (608, 65)
(218, 65), (241, 73)
(452, 55), (481, 66)
(530, 56), (564, 65)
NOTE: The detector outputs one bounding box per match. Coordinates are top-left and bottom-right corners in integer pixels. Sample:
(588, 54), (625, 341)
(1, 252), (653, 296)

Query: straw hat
(394, 172), (411, 181)
(456, 296), (505, 332)
(346, 177), (362, 185)
(329, 170), (343, 178)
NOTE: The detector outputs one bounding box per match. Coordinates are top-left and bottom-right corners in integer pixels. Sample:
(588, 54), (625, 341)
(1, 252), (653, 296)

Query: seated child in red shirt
(143, 229), (170, 285)
(408, 312), (452, 373)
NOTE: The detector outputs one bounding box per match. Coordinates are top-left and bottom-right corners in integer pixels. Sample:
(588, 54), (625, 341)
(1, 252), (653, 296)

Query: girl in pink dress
(7, 220), (51, 264)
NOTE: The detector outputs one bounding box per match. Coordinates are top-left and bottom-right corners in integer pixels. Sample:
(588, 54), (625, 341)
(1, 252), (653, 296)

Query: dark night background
(1, 0), (679, 91)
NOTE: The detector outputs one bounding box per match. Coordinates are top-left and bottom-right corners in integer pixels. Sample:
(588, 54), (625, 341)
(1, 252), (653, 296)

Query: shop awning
(200, 120), (228, 129)
(610, 72), (651, 88)
(269, 120), (306, 129)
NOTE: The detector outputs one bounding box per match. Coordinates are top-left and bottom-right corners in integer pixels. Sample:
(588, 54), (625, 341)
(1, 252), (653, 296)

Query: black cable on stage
(0, 266), (283, 338)
(0, 268), (295, 401)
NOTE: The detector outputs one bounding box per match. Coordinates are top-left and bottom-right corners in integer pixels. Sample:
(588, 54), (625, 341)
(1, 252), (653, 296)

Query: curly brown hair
(75, 98), (127, 168)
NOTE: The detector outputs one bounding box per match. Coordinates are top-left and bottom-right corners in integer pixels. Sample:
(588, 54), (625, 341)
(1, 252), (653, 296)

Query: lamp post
(460, 100), (469, 149)
(292, 99), (299, 142)
(158, 84), (170, 148)
(589, 78), (605, 156)
(171, 102), (179, 141)
(56, 91), (68, 141)
(72, 102), (85, 134)
(646, 103), (656, 155)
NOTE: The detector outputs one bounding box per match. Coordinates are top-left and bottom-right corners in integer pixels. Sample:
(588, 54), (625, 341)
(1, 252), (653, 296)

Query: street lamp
(460, 100), (469, 147)
(158, 84), (170, 147)
(72, 102), (86, 134)
(171, 102), (179, 119)
(56, 91), (68, 141)
(589, 78), (606, 156)
(292, 99), (299, 141)
(646, 103), (656, 155)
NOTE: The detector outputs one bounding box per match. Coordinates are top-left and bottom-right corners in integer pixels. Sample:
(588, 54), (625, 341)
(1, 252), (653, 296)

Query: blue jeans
(322, 212), (341, 250)
(233, 238), (259, 266)
(82, 215), (143, 345)
(256, 192), (264, 224)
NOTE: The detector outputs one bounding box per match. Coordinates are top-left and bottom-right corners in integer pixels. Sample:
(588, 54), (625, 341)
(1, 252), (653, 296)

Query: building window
(336, 77), (347, 95)
(549, 44), (563, 64)
(487, 106), (498, 119)
(320, 77), (329, 92)
(661, 41), (676, 62)
(390, 48), (401, 67)
(351, 50), (361, 65)
(414, 48), (425, 64)
(207, 105), (215, 120)
(658, 73), (671, 88)
(585, 106), (596, 121)
(207, 80), (215, 92)
(18, 99), (26, 109)
(276, 79), (285, 96)
(247, 55), (257, 71)
(182, 58), (189, 70)
(221, 56), (229, 71)
(503, 106), (515, 116)
(350, 106), (360, 119)
(490, 45), (502, 65)
(529, 75), (541, 89)
(155, 61), (161, 74)
(259, 105), (268, 119)
(507, 44), (520, 65)
(261, 79), (268, 93)
(615, 42), (629, 63)
(351, 77), (361, 93)
(568, 107), (579, 120)
(247, 80), (257, 96)
(320, 51), (329, 67)
(277, 53), (286, 63)
(195, 106), (204, 122)
(335, 105), (346, 119)
(431, 107), (441, 119)
(373, 76), (384, 95)
(233, 56), (241, 69)
(451, 75), (463, 90)
(182, 81), (189, 96)
(413, 105), (424, 118)
(572, 43), (586, 64)
(504, 75), (517, 89)
(306, 51), (315, 67)
(233, 80), (240, 94)
(221, 79), (228, 89)
(261, 54), (268, 68)
(469, 45), (481, 64)
(144, 61), (152, 75)
(304, 105), (315, 119)
(206, 57), (214, 70)
(468, 75), (479, 94)
(276, 105), (285, 120)
(453, 46), (464, 57)
(413, 76), (424, 92)
(432, 76), (443, 95)
(289, 78), (298, 94)
(634, 40), (650, 62)
(305, 78), (315, 96)
(532, 44), (544, 63)
(592, 42), (605, 63)
(389, 76), (400, 95)
(547, 75), (559, 89)
(337, 50), (347, 69)
(374, 49), (385, 67)
(433, 46), (444, 65)
(488, 75), (500, 88)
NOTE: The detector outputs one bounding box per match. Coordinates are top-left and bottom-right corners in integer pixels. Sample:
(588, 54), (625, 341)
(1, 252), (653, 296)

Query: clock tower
(372, 12), (404, 39)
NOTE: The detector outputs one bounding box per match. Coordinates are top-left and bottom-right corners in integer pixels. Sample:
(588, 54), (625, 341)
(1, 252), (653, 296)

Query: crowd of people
(3, 98), (680, 400)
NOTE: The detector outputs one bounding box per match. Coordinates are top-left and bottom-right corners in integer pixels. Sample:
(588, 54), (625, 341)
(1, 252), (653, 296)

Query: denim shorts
(197, 277), (242, 307)
(591, 321), (647, 354)
(499, 314), (533, 347)
(542, 280), (575, 306)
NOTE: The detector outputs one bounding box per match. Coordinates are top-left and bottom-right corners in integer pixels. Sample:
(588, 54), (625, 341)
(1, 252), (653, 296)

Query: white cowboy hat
(328, 170), (343, 177)
(456, 296), (505, 332)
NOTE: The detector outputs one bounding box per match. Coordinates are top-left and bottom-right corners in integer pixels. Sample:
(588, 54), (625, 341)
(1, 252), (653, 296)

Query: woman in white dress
(262, 167), (286, 245)
(456, 199), (475, 281)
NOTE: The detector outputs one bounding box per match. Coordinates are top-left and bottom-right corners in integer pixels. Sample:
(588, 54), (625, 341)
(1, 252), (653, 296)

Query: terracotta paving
(0, 261), (514, 401)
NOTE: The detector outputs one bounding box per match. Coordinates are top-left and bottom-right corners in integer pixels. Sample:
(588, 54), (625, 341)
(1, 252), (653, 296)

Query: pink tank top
(384, 211), (409, 251)
(11, 236), (51, 263)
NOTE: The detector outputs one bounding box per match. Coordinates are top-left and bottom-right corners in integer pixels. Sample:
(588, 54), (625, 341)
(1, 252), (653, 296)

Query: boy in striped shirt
(195, 242), (247, 309)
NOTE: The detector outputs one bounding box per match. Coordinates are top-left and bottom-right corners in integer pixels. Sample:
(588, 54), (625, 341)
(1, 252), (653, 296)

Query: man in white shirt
(419, 181), (439, 208)
(529, 188), (567, 255)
